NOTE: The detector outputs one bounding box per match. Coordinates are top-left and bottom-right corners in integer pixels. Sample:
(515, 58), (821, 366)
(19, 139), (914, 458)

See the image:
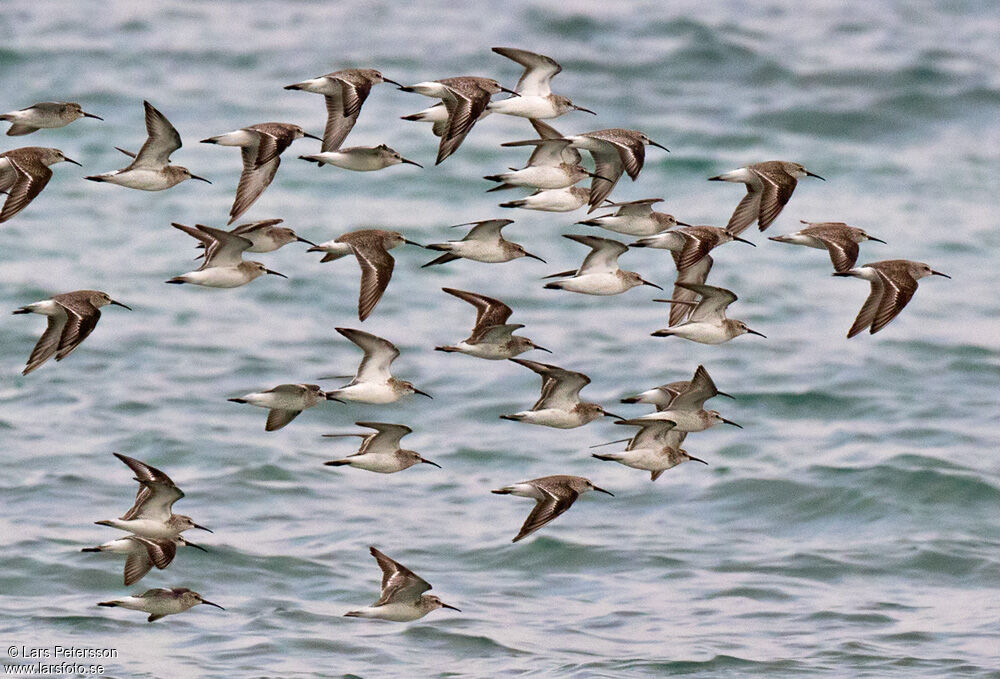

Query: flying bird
(201, 122), (319, 223)
(82, 534), (206, 586)
(345, 546), (460, 621)
(709, 161), (824, 235)
(1, 101), (101, 135)
(492, 475), (613, 542)
(543, 234), (662, 295)
(228, 383), (339, 431)
(167, 223), (287, 287)
(284, 68), (400, 151)
(299, 143), (422, 171)
(769, 220), (885, 272)
(665, 225), (756, 272)
(422, 219), (545, 267)
(833, 259), (949, 337)
(577, 198), (688, 237)
(500, 358), (621, 428)
(498, 185), (590, 212)
(620, 364), (733, 409)
(487, 119), (602, 192)
(98, 587), (223, 623)
(94, 453), (212, 539)
(487, 47), (595, 119)
(326, 328), (431, 403)
(85, 101), (210, 190)
(633, 365), (742, 432)
(13, 290), (130, 375)
(651, 283), (765, 344)
(307, 229), (424, 321)
(323, 422), (440, 473)
(592, 419), (706, 480)
(506, 128), (668, 211)
(435, 287), (549, 359)
(189, 218), (315, 256)
(0, 146), (80, 223)
(400, 76), (516, 164)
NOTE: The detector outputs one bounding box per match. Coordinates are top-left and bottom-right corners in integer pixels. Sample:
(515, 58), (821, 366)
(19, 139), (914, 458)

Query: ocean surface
(1, 1), (998, 677)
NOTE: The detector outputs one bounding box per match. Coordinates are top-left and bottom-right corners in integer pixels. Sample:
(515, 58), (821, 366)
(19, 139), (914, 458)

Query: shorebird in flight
(95, 453), (211, 539)
(501, 358), (621, 428)
(284, 68), (400, 151)
(202, 122), (319, 223)
(1, 101), (101, 136)
(13, 290), (130, 375)
(98, 587), (223, 623)
(345, 546), (459, 621)
(435, 287), (549, 359)
(323, 422), (440, 474)
(709, 160), (824, 235)
(834, 259), (949, 337)
(0, 146), (80, 222)
(492, 475), (613, 543)
(769, 220), (885, 272)
(85, 101), (210, 190)
(307, 229), (424, 321)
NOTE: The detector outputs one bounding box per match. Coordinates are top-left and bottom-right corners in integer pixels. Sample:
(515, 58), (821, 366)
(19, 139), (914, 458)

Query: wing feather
(352, 244), (395, 321)
(0, 154), (51, 223)
(513, 488), (578, 542)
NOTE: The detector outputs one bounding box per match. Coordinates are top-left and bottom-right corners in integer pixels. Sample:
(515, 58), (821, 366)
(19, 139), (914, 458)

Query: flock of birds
(6, 46), (948, 623)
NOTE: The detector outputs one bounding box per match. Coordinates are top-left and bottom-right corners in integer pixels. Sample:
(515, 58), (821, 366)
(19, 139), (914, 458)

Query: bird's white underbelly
(557, 273), (627, 295)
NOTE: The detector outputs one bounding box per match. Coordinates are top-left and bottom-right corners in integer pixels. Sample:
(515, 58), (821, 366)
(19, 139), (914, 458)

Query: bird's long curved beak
(325, 394), (346, 403)
(302, 131), (322, 141)
(413, 388), (433, 399)
(400, 157), (423, 167)
(648, 140), (670, 152)
(265, 269), (288, 278)
(404, 239), (426, 248)
(63, 157), (83, 166)
(733, 236), (756, 246)
(200, 599), (225, 610)
(806, 171), (825, 180)
(931, 270), (951, 278)
(523, 251), (546, 263)
(721, 417), (743, 428)
(420, 458), (442, 468)
(531, 343), (552, 353)
(192, 523), (213, 533)
(867, 236), (887, 244)
(602, 409), (625, 420)
(110, 300), (132, 310)
(500, 86), (520, 96)
(190, 174), (212, 184)
(641, 279), (664, 290)
(675, 221), (692, 227)
(571, 104), (597, 115)
(746, 328), (767, 338)
(382, 78), (402, 87)
(716, 390), (735, 399)
(82, 112), (103, 120)
(296, 236), (317, 246)
(181, 539), (208, 552)
(440, 602), (461, 611)
(688, 455), (709, 465)
(592, 485), (615, 496)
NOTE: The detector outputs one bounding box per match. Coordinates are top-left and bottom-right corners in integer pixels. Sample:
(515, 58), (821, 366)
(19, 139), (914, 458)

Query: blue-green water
(1, 1), (998, 677)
